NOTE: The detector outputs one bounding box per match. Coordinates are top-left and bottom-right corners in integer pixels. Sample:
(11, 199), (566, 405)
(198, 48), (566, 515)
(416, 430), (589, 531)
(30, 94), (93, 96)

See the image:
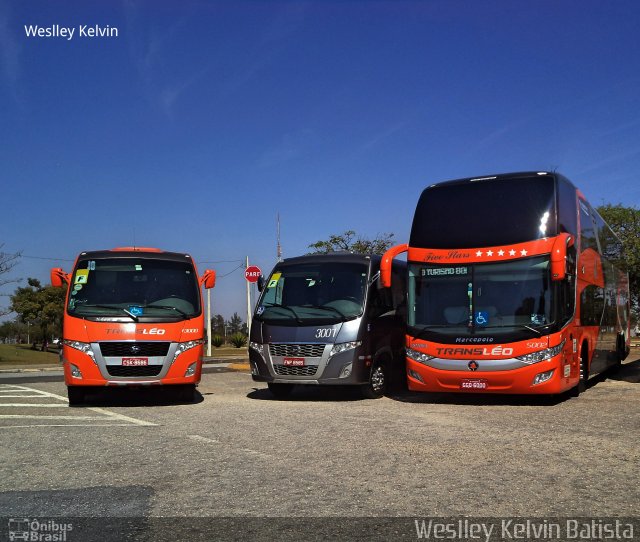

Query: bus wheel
(362, 361), (386, 399)
(571, 348), (589, 397)
(616, 333), (627, 364)
(268, 382), (294, 399)
(67, 386), (86, 407)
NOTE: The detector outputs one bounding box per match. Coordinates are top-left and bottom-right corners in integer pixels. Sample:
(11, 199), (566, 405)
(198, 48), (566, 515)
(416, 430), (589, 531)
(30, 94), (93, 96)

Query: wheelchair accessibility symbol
(475, 311), (489, 326)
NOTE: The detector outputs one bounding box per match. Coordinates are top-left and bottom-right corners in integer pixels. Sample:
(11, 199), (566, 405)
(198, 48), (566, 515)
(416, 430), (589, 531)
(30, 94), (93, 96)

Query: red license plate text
(122, 357), (149, 366)
(283, 357), (305, 367)
(460, 379), (488, 390)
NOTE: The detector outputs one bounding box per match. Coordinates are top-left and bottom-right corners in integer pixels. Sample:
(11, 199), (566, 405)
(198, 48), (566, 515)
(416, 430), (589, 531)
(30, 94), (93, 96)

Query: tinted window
(579, 200), (599, 252)
(410, 175), (557, 248)
(68, 258), (201, 318)
(408, 257), (552, 335)
(256, 262), (368, 324)
(557, 177), (578, 236)
(580, 285), (604, 326)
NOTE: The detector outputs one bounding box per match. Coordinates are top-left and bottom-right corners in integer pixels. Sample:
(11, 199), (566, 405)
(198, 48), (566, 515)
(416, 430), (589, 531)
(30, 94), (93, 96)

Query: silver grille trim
(269, 343), (325, 357)
(273, 365), (319, 377)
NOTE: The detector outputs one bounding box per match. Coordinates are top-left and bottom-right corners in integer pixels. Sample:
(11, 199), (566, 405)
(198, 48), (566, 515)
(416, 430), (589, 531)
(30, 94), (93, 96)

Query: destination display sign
(420, 266), (469, 277)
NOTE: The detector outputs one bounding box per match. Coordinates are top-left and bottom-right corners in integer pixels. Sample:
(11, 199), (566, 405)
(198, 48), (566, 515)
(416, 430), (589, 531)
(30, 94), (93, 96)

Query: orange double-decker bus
(51, 247), (215, 405)
(381, 172), (630, 395)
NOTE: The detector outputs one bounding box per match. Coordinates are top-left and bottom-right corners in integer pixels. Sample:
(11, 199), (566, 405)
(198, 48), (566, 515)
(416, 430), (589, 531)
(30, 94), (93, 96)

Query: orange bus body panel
(57, 248), (212, 390)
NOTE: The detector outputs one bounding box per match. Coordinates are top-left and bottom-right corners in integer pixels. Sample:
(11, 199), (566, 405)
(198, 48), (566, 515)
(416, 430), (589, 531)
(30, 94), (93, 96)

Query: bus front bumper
(406, 356), (576, 395)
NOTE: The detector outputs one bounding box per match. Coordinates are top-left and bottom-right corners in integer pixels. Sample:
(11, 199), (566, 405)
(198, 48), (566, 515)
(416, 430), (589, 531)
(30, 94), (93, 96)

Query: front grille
(273, 365), (319, 377)
(268, 343), (325, 357)
(106, 365), (163, 377)
(99, 342), (170, 357)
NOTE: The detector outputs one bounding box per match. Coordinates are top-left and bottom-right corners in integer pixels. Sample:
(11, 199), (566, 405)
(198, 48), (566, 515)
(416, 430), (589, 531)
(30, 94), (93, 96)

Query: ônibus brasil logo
(7, 518), (73, 541)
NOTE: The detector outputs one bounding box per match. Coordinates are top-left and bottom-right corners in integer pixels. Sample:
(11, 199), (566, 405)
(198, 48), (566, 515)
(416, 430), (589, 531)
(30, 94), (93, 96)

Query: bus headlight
(173, 340), (203, 363)
(406, 348), (434, 365)
(339, 362), (353, 379)
(70, 363), (83, 379)
(533, 369), (555, 385)
(249, 341), (264, 358)
(516, 340), (565, 365)
(63, 340), (96, 363)
(329, 341), (362, 358)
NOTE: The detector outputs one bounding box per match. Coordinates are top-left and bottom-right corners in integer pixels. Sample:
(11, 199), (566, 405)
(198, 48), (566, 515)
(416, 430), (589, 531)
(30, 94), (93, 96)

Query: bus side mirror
(201, 269), (216, 289)
(257, 275), (266, 292)
(50, 268), (69, 287)
(550, 233), (574, 281)
(380, 244), (408, 287)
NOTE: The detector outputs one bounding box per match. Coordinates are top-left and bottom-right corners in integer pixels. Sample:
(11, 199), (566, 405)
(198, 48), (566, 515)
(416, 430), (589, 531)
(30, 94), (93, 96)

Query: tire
(268, 382), (294, 399)
(67, 386), (86, 406)
(361, 360), (387, 399)
(616, 333), (627, 364)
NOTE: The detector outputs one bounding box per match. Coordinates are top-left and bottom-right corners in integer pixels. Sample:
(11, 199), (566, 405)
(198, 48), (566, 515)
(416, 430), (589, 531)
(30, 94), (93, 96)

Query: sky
(1, 0), (640, 321)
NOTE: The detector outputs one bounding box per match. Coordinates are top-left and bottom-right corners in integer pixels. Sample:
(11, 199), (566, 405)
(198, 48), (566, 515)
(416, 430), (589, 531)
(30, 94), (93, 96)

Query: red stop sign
(245, 265), (262, 283)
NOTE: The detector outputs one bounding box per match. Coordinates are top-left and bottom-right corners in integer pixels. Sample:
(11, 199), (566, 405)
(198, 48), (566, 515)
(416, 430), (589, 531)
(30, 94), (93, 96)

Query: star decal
(486, 250), (493, 256)
(509, 249), (516, 256)
(497, 250), (505, 256)
(520, 249), (528, 256)
(476, 251), (483, 257)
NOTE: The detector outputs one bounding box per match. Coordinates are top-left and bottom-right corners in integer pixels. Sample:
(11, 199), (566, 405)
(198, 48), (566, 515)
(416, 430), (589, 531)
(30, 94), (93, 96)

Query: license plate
(460, 379), (488, 390)
(283, 357), (305, 367)
(122, 357), (149, 366)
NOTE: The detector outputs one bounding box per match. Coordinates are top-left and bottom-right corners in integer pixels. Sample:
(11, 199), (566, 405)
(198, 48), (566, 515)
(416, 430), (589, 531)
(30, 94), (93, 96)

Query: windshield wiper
(144, 303), (189, 319)
(76, 304), (139, 322)
(261, 303), (303, 323)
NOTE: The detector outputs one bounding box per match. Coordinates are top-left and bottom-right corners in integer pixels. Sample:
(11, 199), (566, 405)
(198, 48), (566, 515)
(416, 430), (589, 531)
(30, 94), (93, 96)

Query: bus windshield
(408, 257), (553, 337)
(67, 258), (201, 320)
(256, 262), (368, 325)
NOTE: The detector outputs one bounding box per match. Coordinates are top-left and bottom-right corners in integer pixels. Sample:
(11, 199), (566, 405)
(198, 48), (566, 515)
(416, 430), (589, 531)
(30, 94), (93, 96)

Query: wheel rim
(371, 366), (385, 393)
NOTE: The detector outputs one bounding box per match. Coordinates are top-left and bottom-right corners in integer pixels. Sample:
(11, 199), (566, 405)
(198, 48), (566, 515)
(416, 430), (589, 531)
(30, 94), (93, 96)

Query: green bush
(229, 333), (247, 348)
(211, 335), (224, 348)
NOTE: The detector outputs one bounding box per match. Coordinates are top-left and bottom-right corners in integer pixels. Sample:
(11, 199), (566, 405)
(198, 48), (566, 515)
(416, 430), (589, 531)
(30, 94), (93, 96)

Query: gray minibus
(249, 253), (406, 398)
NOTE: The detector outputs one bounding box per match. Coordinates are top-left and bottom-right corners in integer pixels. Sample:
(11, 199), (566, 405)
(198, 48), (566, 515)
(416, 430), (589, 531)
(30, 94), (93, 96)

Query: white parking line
(0, 404), (71, 408)
(0, 384), (156, 427)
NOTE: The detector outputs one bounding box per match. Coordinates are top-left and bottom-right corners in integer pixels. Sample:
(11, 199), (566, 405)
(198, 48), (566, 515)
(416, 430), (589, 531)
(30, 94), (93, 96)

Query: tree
(9, 278), (65, 346)
(597, 204), (640, 320)
(210, 314), (225, 336)
(308, 230), (395, 255)
(0, 245), (21, 316)
(226, 312), (246, 335)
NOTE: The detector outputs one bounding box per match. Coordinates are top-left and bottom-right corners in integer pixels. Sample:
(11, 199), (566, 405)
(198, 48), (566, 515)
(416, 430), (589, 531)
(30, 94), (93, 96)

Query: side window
(580, 285), (604, 326)
(579, 200), (598, 252)
(262, 276), (284, 306)
(367, 284), (393, 318)
(557, 178), (578, 236)
(558, 272), (575, 325)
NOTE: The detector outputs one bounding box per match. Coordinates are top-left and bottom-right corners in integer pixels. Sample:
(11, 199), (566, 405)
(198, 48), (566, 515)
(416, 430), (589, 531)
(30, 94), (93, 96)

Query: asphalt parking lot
(1, 354), (639, 541)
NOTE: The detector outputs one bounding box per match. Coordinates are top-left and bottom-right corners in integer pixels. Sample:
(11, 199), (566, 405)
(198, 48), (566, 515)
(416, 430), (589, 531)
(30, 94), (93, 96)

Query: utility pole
(206, 287), (212, 356)
(277, 212), (282, 262)
(246, 256), (252, 333)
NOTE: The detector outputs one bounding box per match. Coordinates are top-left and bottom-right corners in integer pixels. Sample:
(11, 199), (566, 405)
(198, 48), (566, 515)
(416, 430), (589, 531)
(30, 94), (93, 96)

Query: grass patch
(205, 345), (247, 357)
(0, 344), (60, 365)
